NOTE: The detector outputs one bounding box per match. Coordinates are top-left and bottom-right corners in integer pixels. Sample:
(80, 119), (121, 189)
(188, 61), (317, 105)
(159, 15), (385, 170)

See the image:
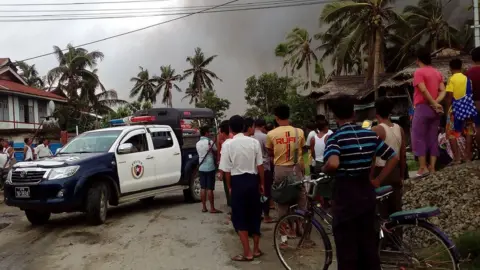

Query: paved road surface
(0, 183), (331, 270)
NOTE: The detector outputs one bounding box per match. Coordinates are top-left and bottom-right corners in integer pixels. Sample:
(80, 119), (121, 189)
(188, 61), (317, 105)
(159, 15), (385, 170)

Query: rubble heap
(403, 161), (480, 238)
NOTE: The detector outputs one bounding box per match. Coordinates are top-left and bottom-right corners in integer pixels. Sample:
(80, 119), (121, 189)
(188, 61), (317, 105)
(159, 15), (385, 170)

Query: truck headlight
(48, 166), (80, 180)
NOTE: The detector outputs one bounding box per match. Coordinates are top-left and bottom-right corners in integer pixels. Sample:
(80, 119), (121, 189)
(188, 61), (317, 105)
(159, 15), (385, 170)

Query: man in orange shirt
(266, 104), (307, 219)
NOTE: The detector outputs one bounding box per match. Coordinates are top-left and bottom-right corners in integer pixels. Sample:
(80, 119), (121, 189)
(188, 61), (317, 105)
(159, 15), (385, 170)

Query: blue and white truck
(4, 108), (215, 225)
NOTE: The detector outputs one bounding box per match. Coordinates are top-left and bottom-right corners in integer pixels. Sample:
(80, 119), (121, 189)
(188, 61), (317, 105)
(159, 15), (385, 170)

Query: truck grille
(11, 170), (48, 184)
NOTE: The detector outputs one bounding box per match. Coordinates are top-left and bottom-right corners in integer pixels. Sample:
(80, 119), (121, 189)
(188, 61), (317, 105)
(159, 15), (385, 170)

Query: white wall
(0, 95), (44, 130)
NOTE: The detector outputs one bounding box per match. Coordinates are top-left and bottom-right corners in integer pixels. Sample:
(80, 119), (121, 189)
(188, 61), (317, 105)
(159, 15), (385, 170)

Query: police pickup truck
(4, 108), (215, 225)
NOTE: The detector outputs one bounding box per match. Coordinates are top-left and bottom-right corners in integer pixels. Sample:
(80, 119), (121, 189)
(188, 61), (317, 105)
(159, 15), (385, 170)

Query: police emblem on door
(131, 161), (144, 179)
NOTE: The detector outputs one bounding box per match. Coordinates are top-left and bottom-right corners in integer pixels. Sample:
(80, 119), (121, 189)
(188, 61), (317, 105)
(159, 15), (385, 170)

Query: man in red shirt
(465, 47), (480, 148)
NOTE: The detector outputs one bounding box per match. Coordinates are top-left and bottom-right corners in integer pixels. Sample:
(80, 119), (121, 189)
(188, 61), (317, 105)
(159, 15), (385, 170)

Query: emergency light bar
(109, 116), (156, 126)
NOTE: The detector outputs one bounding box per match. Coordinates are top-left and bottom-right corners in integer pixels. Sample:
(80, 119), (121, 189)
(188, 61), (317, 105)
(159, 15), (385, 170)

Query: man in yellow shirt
(445, 59), (475, 162)
(266, 104), (306, 219)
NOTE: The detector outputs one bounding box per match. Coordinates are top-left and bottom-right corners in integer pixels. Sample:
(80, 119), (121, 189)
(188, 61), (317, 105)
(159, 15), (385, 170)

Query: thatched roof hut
(312, 74), (392, 101)
(379, 48), (472, 90)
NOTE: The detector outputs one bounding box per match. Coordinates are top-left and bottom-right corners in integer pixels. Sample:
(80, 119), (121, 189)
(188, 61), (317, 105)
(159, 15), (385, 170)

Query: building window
(0, 95), (8, 121)
(38, 101), (47, 119)
(19, 98), (33, 123)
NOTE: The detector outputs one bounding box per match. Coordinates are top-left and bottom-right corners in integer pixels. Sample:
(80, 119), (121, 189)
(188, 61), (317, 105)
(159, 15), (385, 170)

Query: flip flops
(231, 254), (253, 262)
(253, 251), (265, 258)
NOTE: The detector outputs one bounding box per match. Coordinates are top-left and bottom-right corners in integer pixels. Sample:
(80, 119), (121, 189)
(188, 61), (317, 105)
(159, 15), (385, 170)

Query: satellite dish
(47, 100), (55, 116)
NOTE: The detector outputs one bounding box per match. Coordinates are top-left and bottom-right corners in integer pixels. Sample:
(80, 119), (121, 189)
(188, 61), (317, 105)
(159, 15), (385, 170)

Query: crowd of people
(194, 46), (480, 269)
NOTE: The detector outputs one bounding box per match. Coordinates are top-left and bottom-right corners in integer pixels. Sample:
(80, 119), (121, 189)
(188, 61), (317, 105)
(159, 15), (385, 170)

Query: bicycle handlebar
(290, 173), (332, 186)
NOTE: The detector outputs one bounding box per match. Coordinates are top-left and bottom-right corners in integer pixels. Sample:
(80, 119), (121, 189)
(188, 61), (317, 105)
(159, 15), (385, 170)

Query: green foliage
(195, 89), (230, 120)
(244, 72), (291, 117)
(244, 73), (316, 127)
(456, 230), (480, 269)
(128, 101), (152, 113)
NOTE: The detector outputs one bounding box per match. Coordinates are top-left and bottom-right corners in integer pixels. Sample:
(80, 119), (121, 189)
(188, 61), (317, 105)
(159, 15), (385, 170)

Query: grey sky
(0, 0), (471, 117)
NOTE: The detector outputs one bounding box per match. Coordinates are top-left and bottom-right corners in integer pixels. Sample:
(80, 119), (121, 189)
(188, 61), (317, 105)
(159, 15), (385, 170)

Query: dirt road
(0, 184), (300, 270)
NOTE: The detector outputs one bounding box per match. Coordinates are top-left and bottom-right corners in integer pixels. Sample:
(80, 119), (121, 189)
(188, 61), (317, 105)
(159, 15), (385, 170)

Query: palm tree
(47, 44), (105, 101)
(182, 82), (200, 105)
(16, 61), (44, 88)
(183, 47), (221, 103)
(80, 70), (128, 115)
(315, 24), (363, 76)
(402, 0), (458, 52)
(154, 65), (182, 108)
(274, 43), (291, 76)
(320, 0), (407, 98)
(129, 66), (157, 103)
(282, 27), (318, 91)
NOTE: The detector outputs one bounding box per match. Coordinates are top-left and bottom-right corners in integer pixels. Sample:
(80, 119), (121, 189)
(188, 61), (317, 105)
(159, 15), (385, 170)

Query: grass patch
(456, 230), (480, 269)
(407, 159), (419, 172)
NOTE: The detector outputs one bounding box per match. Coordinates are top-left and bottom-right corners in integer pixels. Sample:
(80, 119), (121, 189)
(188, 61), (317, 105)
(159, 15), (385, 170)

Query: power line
(19, 0), (240, 62)
(0, 0), (170, 7)
(0, 0), (327, 22)
(0, 0), (303, 12)
(0, 0), (322, 19)
(0, 0), (315, 15)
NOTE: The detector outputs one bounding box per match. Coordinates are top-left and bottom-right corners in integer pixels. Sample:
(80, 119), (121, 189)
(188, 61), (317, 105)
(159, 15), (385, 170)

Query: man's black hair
(24, 138), (30, 144)
(200, 126), (210, 136)
(306, 122), (316, 130)
(219, 120), (229, 135)
(327, 95), (355, 120)
(38, 138), (45, 144)
(266, 122), (274, 131)
(274, 104), (290, 120)
(416, 47), (432, 65)
(472, 47), (480, 63)
(243, 117), (254, 132)
(316, 115), (329, 130)
(254, 118), (266, 128)
(375, 97), (393, 119)
(449, 58), (462, 71)
(229, 115), (244, 134)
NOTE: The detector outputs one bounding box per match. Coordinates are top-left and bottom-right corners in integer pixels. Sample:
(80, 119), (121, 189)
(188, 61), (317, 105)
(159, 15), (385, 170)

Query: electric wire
(0, 0), (306, 12)
(0, 0), (326, 21)
(19, 0), (240, 62)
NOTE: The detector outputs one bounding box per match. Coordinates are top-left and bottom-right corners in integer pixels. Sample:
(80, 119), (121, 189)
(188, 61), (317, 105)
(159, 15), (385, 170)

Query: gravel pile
(403, 161), (480, 238)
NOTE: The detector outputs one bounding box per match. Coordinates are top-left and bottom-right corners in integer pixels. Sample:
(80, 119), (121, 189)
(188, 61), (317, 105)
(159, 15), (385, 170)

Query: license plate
(15, 187), (30, 198)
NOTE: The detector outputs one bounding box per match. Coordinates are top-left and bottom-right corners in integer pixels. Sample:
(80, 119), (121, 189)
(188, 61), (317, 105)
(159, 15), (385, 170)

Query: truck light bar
(109, 116), (156, 126)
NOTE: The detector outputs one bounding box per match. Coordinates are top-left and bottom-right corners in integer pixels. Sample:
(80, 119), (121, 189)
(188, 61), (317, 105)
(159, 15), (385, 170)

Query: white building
(0, 58), (67, 141)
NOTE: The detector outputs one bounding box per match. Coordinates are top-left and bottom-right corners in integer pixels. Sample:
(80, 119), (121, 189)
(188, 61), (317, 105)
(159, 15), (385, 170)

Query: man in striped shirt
(322, 96), (399, 270)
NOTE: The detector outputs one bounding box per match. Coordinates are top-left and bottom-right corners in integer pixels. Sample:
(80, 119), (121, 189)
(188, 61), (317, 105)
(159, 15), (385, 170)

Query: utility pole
(474, 0), (480, 47)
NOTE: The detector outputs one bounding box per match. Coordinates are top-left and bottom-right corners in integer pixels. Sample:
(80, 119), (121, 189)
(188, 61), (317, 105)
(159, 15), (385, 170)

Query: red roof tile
(0, 80), (67, 102)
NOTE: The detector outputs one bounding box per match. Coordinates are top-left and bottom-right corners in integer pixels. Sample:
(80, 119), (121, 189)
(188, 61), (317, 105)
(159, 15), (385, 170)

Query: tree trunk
(366, 33), (375, 83)
(373, 29), (382, 100)
(195, 74), (203, 105)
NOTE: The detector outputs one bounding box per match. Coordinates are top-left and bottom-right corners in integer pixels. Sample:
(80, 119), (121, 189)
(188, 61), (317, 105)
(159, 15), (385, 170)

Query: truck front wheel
(183, 169), (201, 202)
(25, 210), (51, 226)
(85, 182), (109, 225)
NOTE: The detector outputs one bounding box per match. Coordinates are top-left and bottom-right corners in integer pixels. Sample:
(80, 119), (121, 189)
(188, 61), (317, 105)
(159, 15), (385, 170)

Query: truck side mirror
(118, 143), (133, 154)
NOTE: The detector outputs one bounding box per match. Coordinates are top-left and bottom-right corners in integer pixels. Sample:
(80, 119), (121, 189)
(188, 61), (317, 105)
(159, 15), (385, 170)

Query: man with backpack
(196, 126), (222, 214)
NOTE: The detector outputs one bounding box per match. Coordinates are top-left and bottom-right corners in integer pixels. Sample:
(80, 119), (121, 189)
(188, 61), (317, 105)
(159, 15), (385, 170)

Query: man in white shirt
(219, 115), (265, 262)
(35, 138), (52, 159)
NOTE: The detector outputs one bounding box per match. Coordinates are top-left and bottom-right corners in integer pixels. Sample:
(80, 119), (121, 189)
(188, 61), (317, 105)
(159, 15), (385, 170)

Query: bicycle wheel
(273, 213), (333, 270)
(379, 219), (460, 270)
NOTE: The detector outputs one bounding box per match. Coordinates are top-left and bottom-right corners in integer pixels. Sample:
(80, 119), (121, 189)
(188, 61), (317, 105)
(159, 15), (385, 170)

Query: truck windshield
(60, 130), (122, 154)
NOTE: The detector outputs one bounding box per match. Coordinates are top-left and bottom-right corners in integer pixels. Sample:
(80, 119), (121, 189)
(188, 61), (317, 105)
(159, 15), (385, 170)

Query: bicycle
(273, 174), (461, 270)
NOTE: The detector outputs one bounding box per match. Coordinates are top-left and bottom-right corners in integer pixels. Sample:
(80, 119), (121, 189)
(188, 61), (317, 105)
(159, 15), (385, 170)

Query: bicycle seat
(375, 185), (393, 196)
(389, 206), (441, 221)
